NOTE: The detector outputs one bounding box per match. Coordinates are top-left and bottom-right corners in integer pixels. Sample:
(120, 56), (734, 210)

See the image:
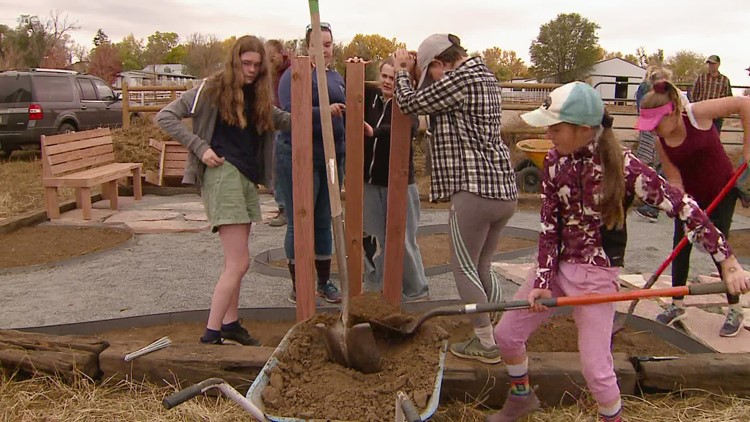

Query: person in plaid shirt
(393, 34), (517, 364)
(690, 55), (732, 133)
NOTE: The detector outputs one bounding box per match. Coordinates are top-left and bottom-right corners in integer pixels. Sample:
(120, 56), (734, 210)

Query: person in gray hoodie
(156, 35), (290, 346)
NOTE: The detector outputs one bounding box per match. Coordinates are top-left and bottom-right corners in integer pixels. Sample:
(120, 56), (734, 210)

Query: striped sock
(509, 373), (531, 396)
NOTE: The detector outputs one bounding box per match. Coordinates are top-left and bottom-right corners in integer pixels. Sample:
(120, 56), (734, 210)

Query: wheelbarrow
(243, 321), (448, 421)
(514, 138), (553, 193)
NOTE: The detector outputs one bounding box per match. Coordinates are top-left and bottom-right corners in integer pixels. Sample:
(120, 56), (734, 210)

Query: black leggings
(671, 189), (738, 304)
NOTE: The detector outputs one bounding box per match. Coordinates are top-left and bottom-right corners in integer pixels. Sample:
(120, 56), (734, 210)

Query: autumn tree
(636, 46), (664, 68)
(183, 33), (225, 78)
(601, 49), (639, 66)
(481, 47), (529, 81)
(529, 13), (601, 83)
(339, 34), (405, 79)
(11, 12), (79, 68)
(665, 50), (706, 84)
(89, 42), (122, 84)
(143, 31), (179, 65)
(114, 34), (144, 71)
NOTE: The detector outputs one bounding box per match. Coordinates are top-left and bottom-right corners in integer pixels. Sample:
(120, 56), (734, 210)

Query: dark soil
(729, 229), (750, 258)
(0, 225), (133, 269)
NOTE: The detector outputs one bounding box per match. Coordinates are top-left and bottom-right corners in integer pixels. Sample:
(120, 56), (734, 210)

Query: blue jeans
(362, 183), (429, 299)
(273, 133), (284, 210)
(275, 140), (341, 261)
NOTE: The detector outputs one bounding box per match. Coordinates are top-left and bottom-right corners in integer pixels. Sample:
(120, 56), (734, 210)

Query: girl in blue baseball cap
(488, 82), (748, 422)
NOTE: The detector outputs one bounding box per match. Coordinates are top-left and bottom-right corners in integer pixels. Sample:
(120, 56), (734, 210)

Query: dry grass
(0, 154), (75, 219)
(2, 372), (748, 422)
(0, 120), (168, 219)
(0, 373), (247, 422)
(434, 390), (750, 422)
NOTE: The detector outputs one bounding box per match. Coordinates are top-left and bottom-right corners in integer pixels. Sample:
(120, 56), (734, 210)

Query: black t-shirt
(211, 86), (264, 183)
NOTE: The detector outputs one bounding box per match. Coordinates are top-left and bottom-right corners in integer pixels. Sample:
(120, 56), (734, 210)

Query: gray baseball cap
(416, 34), (452, 89)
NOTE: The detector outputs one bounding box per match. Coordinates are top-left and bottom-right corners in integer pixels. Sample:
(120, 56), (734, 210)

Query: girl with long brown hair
(489, 82), (747, 422)
(156, 35), (290, 345)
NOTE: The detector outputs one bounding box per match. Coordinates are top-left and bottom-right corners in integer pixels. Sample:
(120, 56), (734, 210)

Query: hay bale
(112, 121), (172, 171)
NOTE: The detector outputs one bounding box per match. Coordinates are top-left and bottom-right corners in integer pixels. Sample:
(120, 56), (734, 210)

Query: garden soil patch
(0, 225), (133, 269)
(93, 295), (681, 420)
(730, 230), (750, 259)
(269, 234), (536, 270)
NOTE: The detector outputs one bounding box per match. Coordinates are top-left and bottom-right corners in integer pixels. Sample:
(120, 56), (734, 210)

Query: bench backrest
(149, 138), (188, 181)
(41, 128), (115, 178)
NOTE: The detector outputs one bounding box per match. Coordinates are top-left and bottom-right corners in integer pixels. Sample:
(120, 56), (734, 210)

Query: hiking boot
(634, 204), (659, 223)
(485, 390), (541, 422)
(655, 303), (686, 326)
(449, 336), (502, 364)
(269, 209), (287, 227)
(220, 324), (262, 346)
(719, 307), (745, 337)
(317, 281), (342, 303)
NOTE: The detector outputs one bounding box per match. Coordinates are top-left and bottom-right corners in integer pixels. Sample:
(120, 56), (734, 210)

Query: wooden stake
(345, 61), (365, 296)
(382, 102), (411, 306)
(291, 56), (316, 322)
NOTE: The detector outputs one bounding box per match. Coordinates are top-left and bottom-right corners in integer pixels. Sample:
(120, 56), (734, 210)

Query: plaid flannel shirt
(691, 72), (732, 102)
(394, 57), (517, 202)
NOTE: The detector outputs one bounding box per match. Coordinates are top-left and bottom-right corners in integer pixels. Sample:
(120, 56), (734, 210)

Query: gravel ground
(1, 193), (748, 329)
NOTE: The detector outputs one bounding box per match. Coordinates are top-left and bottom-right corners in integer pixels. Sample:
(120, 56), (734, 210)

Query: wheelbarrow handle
(163, 377), (224, 409)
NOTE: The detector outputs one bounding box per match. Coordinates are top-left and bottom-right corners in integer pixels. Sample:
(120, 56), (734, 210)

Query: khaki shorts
(201, 162), (262, 232)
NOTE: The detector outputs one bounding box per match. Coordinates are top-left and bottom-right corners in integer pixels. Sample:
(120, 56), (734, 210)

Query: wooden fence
(121, 82), (192, 128)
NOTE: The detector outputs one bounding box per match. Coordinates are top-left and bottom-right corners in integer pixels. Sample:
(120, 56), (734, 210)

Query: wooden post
(292, 56), (316, 321)
(122, 82), (130, 129)
(382, 102), (412, 306)
(344, 62), (365, 296)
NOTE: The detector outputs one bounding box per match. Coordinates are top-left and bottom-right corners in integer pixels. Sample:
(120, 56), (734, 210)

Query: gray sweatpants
(449, 191), (517, 328)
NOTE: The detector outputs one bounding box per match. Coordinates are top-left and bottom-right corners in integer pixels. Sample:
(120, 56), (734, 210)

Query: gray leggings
(449, 191), (517, 327)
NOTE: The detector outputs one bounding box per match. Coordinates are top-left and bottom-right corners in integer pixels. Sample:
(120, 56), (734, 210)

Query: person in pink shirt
(488, 82), (749, 422)
(637, 80), (750, 336)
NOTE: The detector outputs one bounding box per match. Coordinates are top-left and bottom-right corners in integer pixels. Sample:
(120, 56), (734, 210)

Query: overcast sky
(2, 0), (749, 87)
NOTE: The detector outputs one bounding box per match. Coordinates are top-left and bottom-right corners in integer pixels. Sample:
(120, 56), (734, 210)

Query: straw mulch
(112, 119), (172, 172)
(1, 372), (748, 422)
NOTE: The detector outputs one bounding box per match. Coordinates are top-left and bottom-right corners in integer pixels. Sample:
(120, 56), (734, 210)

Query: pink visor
(635, 102), (674, 131)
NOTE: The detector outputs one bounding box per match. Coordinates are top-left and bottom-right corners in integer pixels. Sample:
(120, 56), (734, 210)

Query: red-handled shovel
(612, 161), (748, 333)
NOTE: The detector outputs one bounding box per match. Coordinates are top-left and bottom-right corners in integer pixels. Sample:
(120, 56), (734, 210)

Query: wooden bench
(41, 128), (143, 220)
(145, 139), (188, 186)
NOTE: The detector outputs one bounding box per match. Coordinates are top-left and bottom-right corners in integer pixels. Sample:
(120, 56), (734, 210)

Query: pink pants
(494, 262), (621, 405)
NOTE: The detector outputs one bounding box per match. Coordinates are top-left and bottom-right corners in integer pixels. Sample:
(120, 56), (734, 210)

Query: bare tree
(15, 11), (79, 68)
(183, 33), (224, 78)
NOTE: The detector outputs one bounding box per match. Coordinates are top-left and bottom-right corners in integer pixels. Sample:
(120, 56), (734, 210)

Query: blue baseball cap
(522, 82), (605, 127)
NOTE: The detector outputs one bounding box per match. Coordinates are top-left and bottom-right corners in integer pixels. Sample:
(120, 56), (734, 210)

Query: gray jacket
(155, 80), (291, 187)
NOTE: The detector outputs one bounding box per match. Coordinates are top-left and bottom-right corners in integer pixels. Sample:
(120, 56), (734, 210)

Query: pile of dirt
(259, 294), (682, 420)
(0, 225), (133, 269)
(262, 294), (448, 421)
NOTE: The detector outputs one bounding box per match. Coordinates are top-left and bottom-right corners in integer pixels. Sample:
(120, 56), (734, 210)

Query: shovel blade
(319, 321), (382, 374)
(346, 323), (381, 374)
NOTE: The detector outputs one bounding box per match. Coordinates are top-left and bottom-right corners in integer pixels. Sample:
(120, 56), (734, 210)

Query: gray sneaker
(270, 209), (287, 227)
(655, 304), (686, 326)
(449, 336), (502, 364)
(719, 307), (745, 337)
